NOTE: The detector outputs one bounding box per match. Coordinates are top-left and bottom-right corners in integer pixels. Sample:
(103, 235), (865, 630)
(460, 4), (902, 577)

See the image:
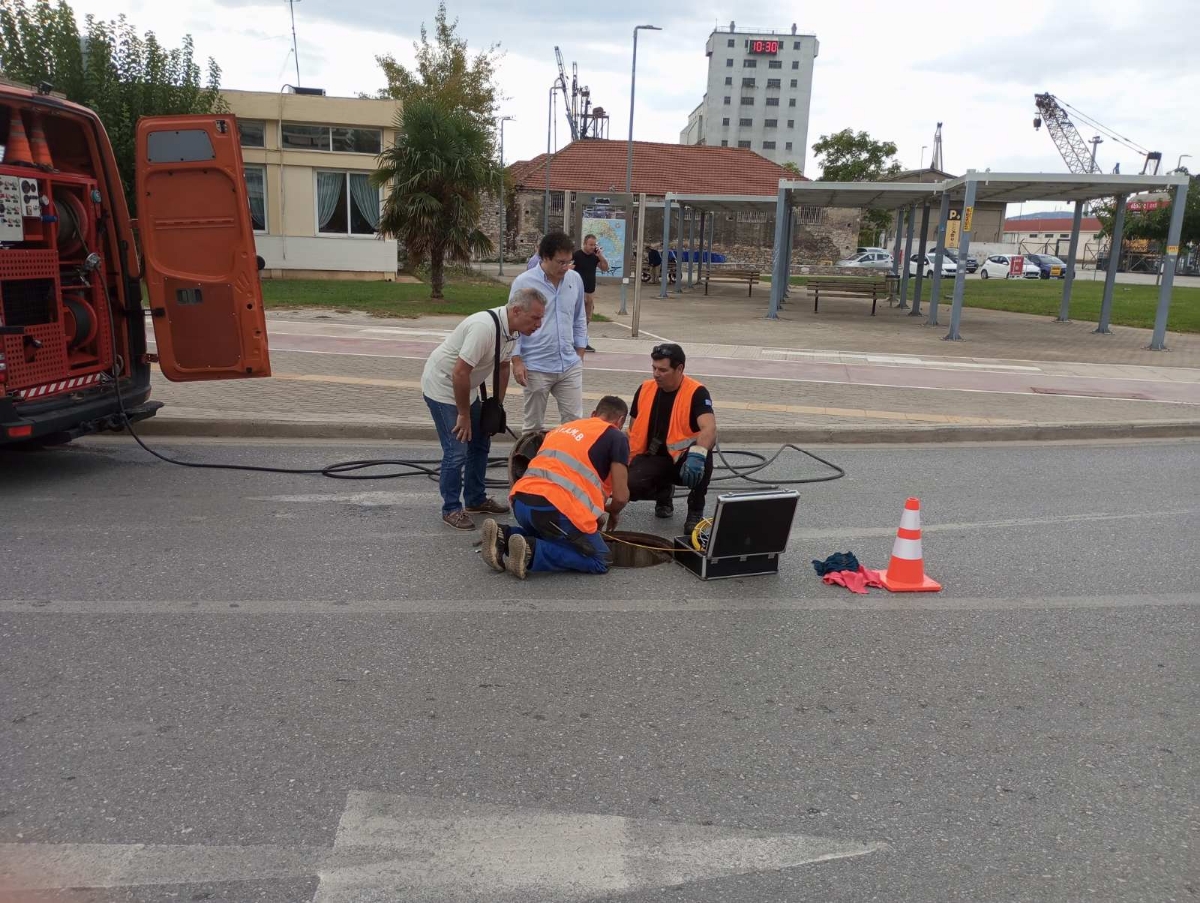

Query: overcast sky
(73, 0), (1197, 212)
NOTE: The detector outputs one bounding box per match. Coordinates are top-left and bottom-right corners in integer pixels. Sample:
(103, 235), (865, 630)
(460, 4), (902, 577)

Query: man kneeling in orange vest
(626, 343), (717, 536)
(481, 395), (631, 579)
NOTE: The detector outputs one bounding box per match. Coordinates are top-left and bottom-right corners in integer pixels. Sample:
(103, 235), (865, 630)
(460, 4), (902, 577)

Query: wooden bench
(807, 277), (890, 316)
(701, 267), (761, 297)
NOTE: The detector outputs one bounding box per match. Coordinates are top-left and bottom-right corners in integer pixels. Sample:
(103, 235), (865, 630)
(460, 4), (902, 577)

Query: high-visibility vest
(628, 376), (703, 461)
(511, 417), (615, 533)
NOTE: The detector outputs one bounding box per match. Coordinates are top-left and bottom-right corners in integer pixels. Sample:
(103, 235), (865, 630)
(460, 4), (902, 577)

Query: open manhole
(509, 434), (673, 569)
(605, 531), (674, 568)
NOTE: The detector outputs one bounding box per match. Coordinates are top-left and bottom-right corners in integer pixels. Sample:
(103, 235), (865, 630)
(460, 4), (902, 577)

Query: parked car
(909, 252), (957, 278)
(837, 250), (893, 269)
(941, 247), (979, 273)
(1025, 253), (1068, 279)
(856, 246), (890, 255)
(978, 254), (1041, 279)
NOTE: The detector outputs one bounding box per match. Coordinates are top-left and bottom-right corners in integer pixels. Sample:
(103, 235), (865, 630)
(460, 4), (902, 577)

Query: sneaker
(505, 534), (534, 579)
(466, 497), (511, 515)
(654, 502), (674, 519)
(585, 344), (596, 352)
(480, 518), (506, 572)
(683, 511), (705, 535)
(442, 510), (475, 530)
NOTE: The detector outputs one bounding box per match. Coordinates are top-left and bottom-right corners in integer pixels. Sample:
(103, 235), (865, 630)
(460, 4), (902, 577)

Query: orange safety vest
(511, 417), (615, 533)
(628, 376), (703, 461)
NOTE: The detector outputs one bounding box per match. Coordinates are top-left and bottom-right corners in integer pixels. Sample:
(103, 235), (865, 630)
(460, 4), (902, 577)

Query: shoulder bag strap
(485, 309), (502, 401)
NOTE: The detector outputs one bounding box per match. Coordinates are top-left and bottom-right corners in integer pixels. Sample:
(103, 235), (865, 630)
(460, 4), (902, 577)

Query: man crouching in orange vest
(480, 396), (631, 579)
(626, 343), (717, 536)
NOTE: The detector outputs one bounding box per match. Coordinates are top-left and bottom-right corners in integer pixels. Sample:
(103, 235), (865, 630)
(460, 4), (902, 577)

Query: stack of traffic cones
(28, 113), (53, 168)
(4, 108), (33, 166)
(879, 497), (942, 592)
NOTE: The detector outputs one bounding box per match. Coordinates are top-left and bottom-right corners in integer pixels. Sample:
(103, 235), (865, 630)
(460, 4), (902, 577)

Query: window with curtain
(283, 123), (383, 154)
(316, 171), (379, 236)
(244, 165), (267, 232)
(238, 120), (266, 148)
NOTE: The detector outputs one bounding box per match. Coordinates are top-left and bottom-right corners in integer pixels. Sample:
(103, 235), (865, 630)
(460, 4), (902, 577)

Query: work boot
(683, 510), (705, 536)
(481, 519), (507, 572)
(505, 534), (535, 580)
(654, 501), (674, 519)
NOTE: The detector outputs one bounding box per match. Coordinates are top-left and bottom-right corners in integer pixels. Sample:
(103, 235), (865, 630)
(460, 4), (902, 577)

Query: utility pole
(287, 0), (301, 86)
(1088, 135), (1103, 173)
(498, 116), (514, 275)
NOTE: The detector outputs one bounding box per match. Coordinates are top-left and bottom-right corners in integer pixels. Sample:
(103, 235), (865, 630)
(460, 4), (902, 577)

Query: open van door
(135, 115), (270, 381)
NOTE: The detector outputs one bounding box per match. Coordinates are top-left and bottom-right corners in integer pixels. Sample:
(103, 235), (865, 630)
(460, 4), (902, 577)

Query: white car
(908, 252), (957, 278)
(979, 254), (1042, 279)
(837, 250), (894, 270)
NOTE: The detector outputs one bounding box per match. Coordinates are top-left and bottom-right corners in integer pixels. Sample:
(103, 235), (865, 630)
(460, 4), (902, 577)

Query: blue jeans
(424, 395), (490, 515)
(511, 496), (610, 574)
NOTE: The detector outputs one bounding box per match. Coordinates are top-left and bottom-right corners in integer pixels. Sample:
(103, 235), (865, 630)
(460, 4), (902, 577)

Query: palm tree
(373, 96), (500, 299)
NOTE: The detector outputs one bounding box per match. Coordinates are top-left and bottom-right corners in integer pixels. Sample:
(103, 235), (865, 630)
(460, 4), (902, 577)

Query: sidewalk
(140, 289), (1200, 443)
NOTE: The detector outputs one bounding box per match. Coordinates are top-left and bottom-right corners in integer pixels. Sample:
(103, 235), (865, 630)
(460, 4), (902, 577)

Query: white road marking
(765, 349), (1043, 373)
(0, 594), (1194, 615)
(0, 793), (884, 900)
(607, 319), (675, 343)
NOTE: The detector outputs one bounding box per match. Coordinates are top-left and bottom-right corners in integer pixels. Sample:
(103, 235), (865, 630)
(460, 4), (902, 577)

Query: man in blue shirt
(508, 231), (589, 434)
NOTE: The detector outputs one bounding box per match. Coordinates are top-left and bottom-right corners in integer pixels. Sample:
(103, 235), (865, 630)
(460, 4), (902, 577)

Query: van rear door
(134, 115), (270, 381)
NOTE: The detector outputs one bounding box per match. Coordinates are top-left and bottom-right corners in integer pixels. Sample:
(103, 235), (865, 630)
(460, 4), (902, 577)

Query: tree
(1096, 172), (1199, 249)
(0, 0), (223, 212)
(373, 96), (500, 299)
(781, 161), (802, 177)
(374, 1), (501, 131)
(811, 129), (903, 244)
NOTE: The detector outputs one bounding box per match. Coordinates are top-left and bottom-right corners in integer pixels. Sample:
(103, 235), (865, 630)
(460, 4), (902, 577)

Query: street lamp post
(620, 23), (661, 315)
(498, 115), (514, 276)
(1176, 154), (1192, 172)
(1088, 135), (1103, 172)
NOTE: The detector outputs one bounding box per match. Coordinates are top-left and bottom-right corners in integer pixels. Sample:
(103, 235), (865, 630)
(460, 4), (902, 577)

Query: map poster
(581, 205), (627, 279)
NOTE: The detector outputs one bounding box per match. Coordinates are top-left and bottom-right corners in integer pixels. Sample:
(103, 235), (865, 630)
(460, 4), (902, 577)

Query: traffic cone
(4, 108), (33, 166)
(879, 497), (942, 592)
(28, 113), (53, 168)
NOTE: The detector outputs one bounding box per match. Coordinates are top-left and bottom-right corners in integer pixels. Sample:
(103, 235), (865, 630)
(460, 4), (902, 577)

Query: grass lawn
(260, 276), (610, 322)
(762, 274), (1200, 333)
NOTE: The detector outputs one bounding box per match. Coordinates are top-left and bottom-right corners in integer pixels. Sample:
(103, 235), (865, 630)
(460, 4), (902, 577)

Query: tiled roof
(508, 140), (805, 197)
(1003, 217), (1101, 233)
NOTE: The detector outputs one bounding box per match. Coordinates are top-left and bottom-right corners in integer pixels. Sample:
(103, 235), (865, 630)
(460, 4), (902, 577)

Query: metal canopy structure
(767, 171), (1191, 350)
(938, 171), (1188, 204)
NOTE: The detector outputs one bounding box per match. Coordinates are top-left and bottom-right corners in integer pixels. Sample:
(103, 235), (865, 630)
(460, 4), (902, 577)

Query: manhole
(606, 530), (674, 568)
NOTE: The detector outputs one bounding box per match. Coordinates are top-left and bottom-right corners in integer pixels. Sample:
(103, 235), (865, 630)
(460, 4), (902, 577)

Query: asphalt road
(1, 436), (1197, 902)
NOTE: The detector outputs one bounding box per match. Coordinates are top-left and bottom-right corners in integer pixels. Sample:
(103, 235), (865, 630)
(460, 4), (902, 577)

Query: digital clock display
(749, 39), (780, 54)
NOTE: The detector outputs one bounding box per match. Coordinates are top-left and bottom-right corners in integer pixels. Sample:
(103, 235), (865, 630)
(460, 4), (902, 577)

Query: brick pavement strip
(140, 347), (1200, 443)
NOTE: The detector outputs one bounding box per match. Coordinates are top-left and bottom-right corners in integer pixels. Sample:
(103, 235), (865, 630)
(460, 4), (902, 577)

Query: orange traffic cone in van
(879, 498), (942, 592)
(28, 113), (53, 168)
(4, 108), (33, 166)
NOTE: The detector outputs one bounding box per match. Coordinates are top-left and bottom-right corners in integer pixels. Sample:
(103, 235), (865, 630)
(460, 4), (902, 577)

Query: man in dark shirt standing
(625, 343), (717, 535)
(572, 234), (609, 352)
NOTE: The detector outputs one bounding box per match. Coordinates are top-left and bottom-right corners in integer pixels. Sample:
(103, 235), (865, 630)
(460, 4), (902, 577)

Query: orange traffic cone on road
(4, 108), (33, 166)
(28, 113), (53, 168)
(879, 497), (942, 592)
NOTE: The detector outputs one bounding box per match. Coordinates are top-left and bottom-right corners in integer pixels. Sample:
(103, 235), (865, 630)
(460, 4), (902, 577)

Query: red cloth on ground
(822, 566), (886, 594)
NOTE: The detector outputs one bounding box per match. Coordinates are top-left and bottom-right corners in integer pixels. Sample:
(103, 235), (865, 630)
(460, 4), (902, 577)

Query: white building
(679, 23), (818, 173)
(223, 88), (400, 279)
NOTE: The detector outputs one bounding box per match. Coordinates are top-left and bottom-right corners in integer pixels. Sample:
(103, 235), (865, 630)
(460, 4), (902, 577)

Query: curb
(132, 416), (1200, 445)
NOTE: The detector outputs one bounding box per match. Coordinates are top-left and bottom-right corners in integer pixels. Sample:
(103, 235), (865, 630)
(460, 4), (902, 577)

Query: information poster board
(573, 193), (632, 284)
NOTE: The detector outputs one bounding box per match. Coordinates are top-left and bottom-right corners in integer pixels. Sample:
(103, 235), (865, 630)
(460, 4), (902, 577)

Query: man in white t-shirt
(421, 288), (546, 529)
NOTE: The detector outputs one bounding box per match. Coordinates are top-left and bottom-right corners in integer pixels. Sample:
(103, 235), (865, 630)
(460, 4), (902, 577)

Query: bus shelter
(771, 172), (1191, 350)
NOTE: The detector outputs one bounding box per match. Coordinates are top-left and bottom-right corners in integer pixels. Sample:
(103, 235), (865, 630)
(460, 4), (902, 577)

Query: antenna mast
(287, 0), (301, 85)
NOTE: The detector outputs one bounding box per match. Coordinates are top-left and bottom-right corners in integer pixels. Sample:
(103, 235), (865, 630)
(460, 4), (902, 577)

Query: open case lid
(706, 490), (800, 560)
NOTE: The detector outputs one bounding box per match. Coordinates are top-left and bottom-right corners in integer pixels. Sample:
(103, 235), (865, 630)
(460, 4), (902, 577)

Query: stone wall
(478, 189), (861, 269)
